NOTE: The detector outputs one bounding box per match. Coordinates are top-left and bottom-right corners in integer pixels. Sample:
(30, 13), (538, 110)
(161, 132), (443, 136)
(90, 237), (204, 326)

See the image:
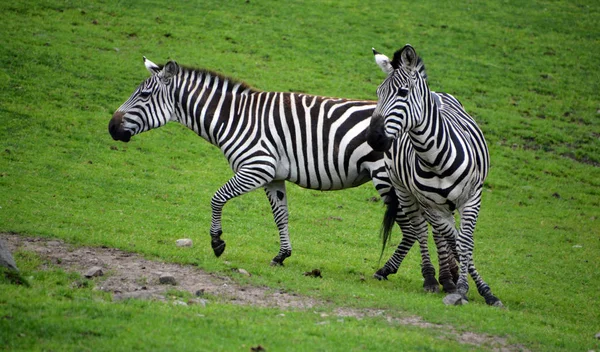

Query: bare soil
(2, 233), (528, 351)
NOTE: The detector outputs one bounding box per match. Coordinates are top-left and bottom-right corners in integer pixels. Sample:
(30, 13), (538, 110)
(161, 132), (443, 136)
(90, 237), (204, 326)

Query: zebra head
(108, 57), (179, 142)
(366, 45), (428, 152)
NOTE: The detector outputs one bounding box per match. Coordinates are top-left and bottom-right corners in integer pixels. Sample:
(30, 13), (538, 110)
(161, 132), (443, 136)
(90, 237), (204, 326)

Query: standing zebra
(108, 57), (452, 290)
(366, 45), (502, 306)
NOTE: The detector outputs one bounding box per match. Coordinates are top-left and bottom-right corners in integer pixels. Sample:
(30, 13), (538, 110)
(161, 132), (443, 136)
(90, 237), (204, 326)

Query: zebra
(366, 44), (503, 306)
(107, 57), (453, 291)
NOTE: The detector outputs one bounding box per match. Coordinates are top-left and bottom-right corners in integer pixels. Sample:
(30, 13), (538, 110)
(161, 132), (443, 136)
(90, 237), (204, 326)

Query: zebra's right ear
(373, 48), (394, 75)
(144, 56), (162, 75)
(393, 45), (419, 73)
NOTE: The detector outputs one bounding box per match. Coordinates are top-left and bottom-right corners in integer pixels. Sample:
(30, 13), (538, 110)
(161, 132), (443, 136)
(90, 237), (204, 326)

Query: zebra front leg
(209, 168), (271, 258)
(416, 229), (439, 293)
(430, 214), (460, 293)
(264, 180), (292, 266)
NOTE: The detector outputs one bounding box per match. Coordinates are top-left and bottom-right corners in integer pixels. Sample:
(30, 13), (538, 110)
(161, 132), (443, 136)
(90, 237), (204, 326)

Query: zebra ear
(143, 56), (161, 75)
(373, 48), (394, 75)
(393, 44), (419, 72)
(162, 61), (179, 80)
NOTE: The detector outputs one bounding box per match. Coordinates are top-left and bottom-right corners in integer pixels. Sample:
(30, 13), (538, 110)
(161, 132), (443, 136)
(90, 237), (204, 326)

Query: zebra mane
(176, 64), (259, 92)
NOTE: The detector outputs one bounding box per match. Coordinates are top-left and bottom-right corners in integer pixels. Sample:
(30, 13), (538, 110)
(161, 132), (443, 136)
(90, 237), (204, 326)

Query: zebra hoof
(423, 277), (440, 293)
(486, 296), (505, 308)
(373, 273), (388, 281)
(270, 249), (291, 266)
(373, 268), (390, 281)
(211, 239), (226, 257)
(440, 280), (457, 294)
(443, 293), (469, 306)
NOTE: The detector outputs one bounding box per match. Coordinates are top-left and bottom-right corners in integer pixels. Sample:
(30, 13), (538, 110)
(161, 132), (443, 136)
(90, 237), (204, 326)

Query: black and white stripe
(366, 45), (502, 306)
(109, 57), (445, 288)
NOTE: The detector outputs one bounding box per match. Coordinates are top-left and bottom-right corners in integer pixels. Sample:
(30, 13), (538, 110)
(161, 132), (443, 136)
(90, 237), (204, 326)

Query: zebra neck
(409, 93), (463, 170)
(173, 70), (256, 146)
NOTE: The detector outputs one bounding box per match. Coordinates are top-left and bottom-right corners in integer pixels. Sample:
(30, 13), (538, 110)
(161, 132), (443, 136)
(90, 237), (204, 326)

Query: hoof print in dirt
(303, 269), (322, 278)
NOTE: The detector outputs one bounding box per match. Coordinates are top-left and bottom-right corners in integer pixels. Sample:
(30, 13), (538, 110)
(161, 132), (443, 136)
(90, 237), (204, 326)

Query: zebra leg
(445, 189), (502, 307)
(370, 174), (439, 292)
(417, 231), (440, 293)
(375, 210), (428, 282)
(264, 180), (292, 266)
(429, 214), (459, 293)
(431, 228), (457, 294)
(209, 168), (273, 258)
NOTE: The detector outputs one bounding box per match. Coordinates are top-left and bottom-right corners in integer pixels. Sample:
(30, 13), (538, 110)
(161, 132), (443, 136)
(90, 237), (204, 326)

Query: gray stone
(237, 268), (251, 276)
(175, 239), (193, 247)
(159, 273), (177, 285)
(595, 332), (600, 339)
(84, 266), (104, 278)
(443, 293), (469, 306)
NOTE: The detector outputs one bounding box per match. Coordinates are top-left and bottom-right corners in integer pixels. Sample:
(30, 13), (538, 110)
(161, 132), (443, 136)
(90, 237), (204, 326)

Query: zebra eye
(139, 90), (152, 98)
(397, 88), (409, 98)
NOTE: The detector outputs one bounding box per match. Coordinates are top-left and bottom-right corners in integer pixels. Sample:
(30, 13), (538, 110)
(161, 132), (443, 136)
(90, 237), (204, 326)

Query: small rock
(595, 332), (600, 339)
(159, 273), (177, 285)
(84, 266), (103, 278)
(237, 268), (251, 276)
(176, 239), (193, 247)
(443, 293), (469, 306)
(173, 300), (188, 306)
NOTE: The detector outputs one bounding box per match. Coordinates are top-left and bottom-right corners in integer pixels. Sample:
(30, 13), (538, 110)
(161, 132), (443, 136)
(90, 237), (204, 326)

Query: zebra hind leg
(375, 210), (428, 285)
(264, 181), (292, 266)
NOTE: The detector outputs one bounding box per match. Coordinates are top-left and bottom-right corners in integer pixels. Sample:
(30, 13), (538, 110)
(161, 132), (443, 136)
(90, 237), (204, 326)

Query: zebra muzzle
(108, 111), (132, 142)
(366, 117), (393, 152)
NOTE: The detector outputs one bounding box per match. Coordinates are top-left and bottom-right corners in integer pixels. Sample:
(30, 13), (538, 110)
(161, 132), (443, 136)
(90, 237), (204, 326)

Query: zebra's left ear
(392, 44), (419, 73)
(161, 61), (179, 81)
(143, 56), (162, 75)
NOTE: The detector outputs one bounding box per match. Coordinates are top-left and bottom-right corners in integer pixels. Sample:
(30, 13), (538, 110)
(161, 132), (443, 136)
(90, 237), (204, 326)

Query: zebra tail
(379, 194), (398, 262)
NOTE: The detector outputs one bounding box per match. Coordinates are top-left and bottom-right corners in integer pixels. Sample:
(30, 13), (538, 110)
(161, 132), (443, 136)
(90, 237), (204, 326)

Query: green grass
(2, 251), (471, 352)
(1, 0), (599, 351)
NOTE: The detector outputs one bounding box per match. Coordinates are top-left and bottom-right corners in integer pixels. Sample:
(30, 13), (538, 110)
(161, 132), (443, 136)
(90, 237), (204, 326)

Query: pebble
(176, 239), (193, 247)
(159, 273), (177, 285)
(595, 332), (600, 339)
(84, 266), (104, 278)
(237, 268), (251, 276)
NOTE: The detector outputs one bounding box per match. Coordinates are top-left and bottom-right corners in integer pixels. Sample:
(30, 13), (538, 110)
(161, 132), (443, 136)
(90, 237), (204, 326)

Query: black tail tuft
(379, 194), (398, 262)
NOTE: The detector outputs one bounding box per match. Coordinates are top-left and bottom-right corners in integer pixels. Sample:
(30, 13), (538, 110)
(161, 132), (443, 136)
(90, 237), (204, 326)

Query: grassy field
(1, 0), (599, 351)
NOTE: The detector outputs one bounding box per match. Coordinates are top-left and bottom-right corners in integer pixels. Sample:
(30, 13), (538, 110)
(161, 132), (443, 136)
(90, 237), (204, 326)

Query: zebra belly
(273, 157), (372, 190)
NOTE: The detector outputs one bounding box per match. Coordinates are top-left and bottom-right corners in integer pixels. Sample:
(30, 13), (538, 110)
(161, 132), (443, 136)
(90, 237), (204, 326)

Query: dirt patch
(2, 233), (528, 351)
